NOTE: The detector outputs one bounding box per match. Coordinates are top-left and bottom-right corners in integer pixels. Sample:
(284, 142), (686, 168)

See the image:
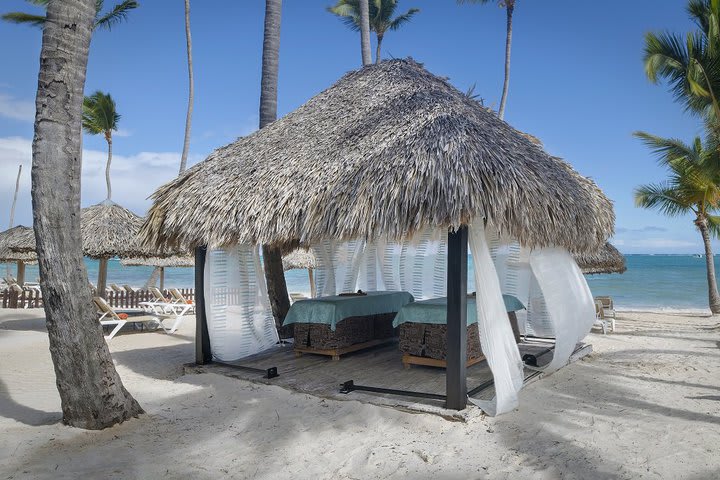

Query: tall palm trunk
(375, 33), (384, 64)
(104, 133), (112, 201)
(31, 0), (142, 429)
(359, 0), (372, 66)
(259, 0), (290, 328)
(498, 3), (513, 120)
(696, 216), (720, 314)
(178, 0), (193, 174)
(7, 164), (21, 278)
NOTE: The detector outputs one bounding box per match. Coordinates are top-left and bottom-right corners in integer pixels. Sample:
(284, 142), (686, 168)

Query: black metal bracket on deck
(339, 380), (446, 401)
(212, 360), (279, 379)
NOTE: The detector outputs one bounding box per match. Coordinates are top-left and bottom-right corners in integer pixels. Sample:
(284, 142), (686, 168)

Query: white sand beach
(1, 309), (719, 480)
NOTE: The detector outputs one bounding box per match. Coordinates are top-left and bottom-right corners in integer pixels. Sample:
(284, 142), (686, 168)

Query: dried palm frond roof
(121, 255), (194, 268)
(142, 59), (614, 253)
(574, 242), (626, 275)
(81, 201), (157, 259)
(283, 249), (316, 271)
(0, 226), (36, 257)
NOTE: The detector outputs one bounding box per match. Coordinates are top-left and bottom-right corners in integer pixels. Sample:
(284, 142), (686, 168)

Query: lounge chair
(123, 284), (137, 293)
(169, 288), (195, 312)
(595, 296), (616, 328)
(289, 292), (309, 304)
(93, 296), (158, 340)
(110, 284), (124, 294)
(594, 300), (611, 334)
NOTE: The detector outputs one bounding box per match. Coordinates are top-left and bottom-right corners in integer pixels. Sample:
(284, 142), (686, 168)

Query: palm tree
(328, 0), (420, 64)
(178, 0), (193, 174)
(359, 0), (372, 66)
(259, 0), (291, 328)
(2, 0), (139, 30)
(458, 0), (516, 120)
(644, 0), (720, 131)
(82, 91), (120, 202)
(31, 0), (142, 429)
(634, 131), (720, 314)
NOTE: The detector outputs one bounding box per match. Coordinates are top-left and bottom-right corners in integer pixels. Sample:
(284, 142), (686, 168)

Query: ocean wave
(615, 307), (712, 316)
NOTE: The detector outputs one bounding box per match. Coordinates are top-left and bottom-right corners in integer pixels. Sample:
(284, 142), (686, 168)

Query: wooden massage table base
(294, 337), (397, 361)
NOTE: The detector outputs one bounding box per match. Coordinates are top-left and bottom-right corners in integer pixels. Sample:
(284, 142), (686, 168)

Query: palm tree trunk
(7, 164), (22, 278)
(375, 33), (383, 64)
(31, 0), (142, 429)
(259, 0), (290, 327)
(697, 217), (720, 314)
(105, 135), (112, 201)
(178, 0), (193, 174)
(359, 0), (372, 66)
(498, 3), (514, 120)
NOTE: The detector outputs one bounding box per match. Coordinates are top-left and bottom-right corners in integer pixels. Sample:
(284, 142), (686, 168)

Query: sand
(1, 308), (719, 480)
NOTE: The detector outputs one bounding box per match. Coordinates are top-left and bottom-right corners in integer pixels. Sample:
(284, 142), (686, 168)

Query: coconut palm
(31, 0), (142, 429)
(644, 0), (720, 130)
(359, 0), (372, 66)
(458, 0), (516, 120)
(328, 0), (420, 64)
(178, 0), (193, 174)
(3, 0), (138, 30)
(634, 131), (720, 314)
(82, 91), (120, 202)
(259, 0), (291, 328)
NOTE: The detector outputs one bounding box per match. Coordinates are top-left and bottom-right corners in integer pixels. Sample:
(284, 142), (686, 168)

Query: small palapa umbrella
(0, 225), (37, 285)
(121, 255), (194, 290)
(282, 248), (317, 297)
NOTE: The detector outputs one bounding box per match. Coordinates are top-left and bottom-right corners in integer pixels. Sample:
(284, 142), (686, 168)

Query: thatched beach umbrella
(141, 59), (613, 252)
(121, 255), (194, 290)
(0, 226), (37, 285)
(574, 242), (626, 275)
(282, 249), (317, 297)
(81, 201), (155, 297)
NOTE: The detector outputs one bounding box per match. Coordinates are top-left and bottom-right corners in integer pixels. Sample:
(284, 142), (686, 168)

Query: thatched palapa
(574, 242), (626, 275)
(141, 59), (614, 253)
(0, 225), (36, 256)
(121, 256), (194, 268)
(282, 249), (316, 271)
(81, 201), (150, 259)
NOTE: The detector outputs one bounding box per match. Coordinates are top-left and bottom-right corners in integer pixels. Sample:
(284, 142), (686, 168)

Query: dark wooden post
(446, 225), (468, 410)
(195, 246), (211, 364)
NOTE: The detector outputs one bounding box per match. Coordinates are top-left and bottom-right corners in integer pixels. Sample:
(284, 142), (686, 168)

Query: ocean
(3, 254), (718, 312)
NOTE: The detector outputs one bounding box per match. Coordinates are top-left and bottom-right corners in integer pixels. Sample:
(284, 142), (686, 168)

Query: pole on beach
(194, 246), (211, 364)
(446, 226), (468, 410)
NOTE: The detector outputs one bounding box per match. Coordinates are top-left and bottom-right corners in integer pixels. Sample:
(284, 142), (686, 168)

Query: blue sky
(0, 0), (710, 253)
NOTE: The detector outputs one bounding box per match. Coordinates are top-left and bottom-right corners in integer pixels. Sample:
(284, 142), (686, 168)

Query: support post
(159, 267), (165, 291)
(16, 261), (25, 286)
(308, 267), (316, 298)
(446, 225), (468, 410)
(97, 257), (108, 299)
(195, 246), (211, 364)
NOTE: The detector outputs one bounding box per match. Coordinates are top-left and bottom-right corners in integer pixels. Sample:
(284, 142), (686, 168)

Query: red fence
(1, 288), (195, 310)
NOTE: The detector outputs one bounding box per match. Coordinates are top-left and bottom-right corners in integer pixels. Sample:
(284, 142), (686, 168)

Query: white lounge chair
(94, 296), (159, 340)
(594, 300), (611, 334)
(289, 292), (309, 304)
(169, 288), (195, 313)
(595, 296), (616, 331)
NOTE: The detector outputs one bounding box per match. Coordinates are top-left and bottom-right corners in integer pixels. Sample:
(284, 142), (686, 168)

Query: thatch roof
(0, 225), (36, 255)
(121, 255), (194, 268)
(81, 201), (160, 259)
(141, 59), (614, 253)
(283, 249), (316, 271)
(574, 242), (626, 275)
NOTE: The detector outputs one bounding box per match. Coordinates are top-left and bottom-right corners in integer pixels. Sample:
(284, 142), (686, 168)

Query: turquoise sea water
(3, 254), (718, 312)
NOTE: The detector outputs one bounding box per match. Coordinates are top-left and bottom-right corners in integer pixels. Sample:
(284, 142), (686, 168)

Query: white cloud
(114, 128), (132, 137)
(0, 94), (34, 122)
(0, 136), (204, 227)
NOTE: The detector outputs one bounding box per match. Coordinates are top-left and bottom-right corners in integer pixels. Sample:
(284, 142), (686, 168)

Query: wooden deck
(186, 338), (591, 420)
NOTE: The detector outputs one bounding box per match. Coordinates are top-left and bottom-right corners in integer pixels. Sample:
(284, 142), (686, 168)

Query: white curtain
(529, 248), (596, 372)
(468, 223), (525, 416)
(313, 229), (447, 300)
(312, 240), (366, 297)
(204, 245), (279, 361)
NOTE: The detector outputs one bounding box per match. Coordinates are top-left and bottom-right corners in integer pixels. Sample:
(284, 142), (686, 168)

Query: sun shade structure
(142, 59), (613, 252)
(574, 242), (626, 275)
(141, 59), (614, 414)
(121, 255), (194, 290)
(0, 226), (37, 285)
(82, 201), (165, 297)
(283, 248), (317, 298)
